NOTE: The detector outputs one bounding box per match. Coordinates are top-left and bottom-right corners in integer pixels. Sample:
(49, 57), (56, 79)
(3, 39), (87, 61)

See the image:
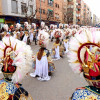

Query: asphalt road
(0, 41), (88, 100)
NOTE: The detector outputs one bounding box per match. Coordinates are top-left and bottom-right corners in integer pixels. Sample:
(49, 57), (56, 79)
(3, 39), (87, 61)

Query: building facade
(67, 0), (92, 26)
(36, 0), (64, 25)
(62, 0), (68, 23)
(0, 0), (36, 26)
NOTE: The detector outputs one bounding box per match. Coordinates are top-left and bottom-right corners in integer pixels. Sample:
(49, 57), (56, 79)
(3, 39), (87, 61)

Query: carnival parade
(0, 0), (100, 99)
(0, 21), (100, 99)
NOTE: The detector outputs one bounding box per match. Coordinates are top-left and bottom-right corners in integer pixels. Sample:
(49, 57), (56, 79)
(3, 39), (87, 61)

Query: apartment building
(0, 0), (36, 26)
(36, 0), (64, 25)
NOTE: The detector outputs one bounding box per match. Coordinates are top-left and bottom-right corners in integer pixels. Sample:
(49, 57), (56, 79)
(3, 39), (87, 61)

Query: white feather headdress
(32, 23), (36, 29)
(3, 24), (8, 31)
(65, 28), (72, 36)
(27, 24), (31, 30)
(24, 22), (29, 27)
(50, 24), (54, 29)
(59, 23), (63, 28)
(54, 25), (57, 29)
(64, 24), (69, 28)
(0, 36), (33, 83)
(41, 21), (45, 28)
(37, 30), (49, 48)
(16, 23), (21, 30)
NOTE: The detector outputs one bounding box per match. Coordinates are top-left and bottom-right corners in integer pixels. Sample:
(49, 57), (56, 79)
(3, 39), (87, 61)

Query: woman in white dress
(30, 23), (36, 43)
(52, 29), (64, 60)
(30, 30), (55, 81)
(63, 29), (71, 54)
(13, 23), (21, 39)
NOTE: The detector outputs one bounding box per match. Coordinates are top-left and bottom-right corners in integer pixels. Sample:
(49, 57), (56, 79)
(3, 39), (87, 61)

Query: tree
(63, 12), (68, 23)
(23, 0), (37, 23)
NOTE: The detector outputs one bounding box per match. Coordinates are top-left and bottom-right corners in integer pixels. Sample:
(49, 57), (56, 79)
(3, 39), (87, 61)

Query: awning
(48, 9), (53, 12)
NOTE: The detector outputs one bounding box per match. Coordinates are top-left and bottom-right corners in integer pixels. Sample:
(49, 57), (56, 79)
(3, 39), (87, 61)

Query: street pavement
(0, 41), (88, 100)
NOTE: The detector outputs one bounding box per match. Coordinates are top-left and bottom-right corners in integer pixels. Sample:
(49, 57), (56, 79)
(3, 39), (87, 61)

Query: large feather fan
(0, 36), (33, 83)
(67, 29), (100, 73)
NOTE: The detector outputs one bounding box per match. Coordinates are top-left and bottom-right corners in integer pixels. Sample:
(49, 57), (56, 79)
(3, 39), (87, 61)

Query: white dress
(30, 55), (50, 81)
(64, 41), (69, 53)
(53, 46), (60, 60)
(30, 32), (33, 42)
(22, 34), (28, 43)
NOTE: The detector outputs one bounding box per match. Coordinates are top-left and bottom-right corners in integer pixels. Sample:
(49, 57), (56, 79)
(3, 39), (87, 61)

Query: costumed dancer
(63, 28), (71, 54)
(72, 28), (77, 37)
(67, 29), (100, 99)
(45, 25), (49, 33)
(1, 24), (9, 38)
(52, 29), (64, 60)
(59, 23), (65, 42)
(30, 30), (55, 81)
(39, 21), (45, 31)
(49, 24), (54, 41)
(0, 36), (33, 100)
(23, 22), (30, 45)
(13, 23), (21, 39)
(64, 24), (69, 30)
(31, 23), (37, 45)
(38, 21), (46, 37)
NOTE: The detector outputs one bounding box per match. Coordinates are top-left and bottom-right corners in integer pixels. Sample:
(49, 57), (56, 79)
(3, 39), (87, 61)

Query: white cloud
(83, 0), (100, 17)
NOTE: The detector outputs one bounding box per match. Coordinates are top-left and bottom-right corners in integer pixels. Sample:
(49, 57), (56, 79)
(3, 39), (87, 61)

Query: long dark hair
(37, 48), (45, 60)
(56, 37), (60, 44)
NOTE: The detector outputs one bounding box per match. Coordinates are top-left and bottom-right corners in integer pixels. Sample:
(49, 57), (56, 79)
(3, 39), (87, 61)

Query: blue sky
(83, 0), (100, 17)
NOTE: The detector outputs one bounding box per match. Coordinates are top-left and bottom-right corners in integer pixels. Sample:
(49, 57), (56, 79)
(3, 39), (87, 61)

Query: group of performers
(0, 21), (100, 99)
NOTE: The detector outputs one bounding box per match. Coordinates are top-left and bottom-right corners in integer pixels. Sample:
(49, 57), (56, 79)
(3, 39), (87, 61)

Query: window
(48, 10), (53, 17)
(84, 5), (86, 7)
(58, 4), (59, 8)
(39, 8), (40, 13)
(64, 0), (66, 2)
(30, 5), (33, 15)
(43, 9), (45, 14)
(78, 19), (80, 21)
(55, 3), (57, 7)
(48, 0), (53, 6)
(55, 13), (59, 19)
(42, 0), (45, 2)
(11, 0), (18, 13)
(78, 9), (80, 11)
(68, 0), (72, 2)
(21, 3), (26, 14)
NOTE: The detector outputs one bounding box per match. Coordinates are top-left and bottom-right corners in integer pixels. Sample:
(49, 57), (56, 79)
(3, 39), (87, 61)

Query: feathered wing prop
(0, 36), (33, 83)
(67, 29), (100, 73)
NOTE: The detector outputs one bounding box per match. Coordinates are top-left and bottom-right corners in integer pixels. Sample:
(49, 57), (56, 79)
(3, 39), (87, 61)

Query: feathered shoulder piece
(67, 29), (100, 74)
(0, 36), (33, 83)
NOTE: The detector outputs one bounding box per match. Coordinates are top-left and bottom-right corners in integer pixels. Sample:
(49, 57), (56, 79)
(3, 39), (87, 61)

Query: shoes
(39, 76), (51, 81)
(30, 73), (36, 78)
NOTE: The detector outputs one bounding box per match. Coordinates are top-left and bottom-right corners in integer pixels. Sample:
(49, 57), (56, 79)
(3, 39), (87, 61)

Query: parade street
(0, 41), (88, 100)
(21, 42), (88, 100)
